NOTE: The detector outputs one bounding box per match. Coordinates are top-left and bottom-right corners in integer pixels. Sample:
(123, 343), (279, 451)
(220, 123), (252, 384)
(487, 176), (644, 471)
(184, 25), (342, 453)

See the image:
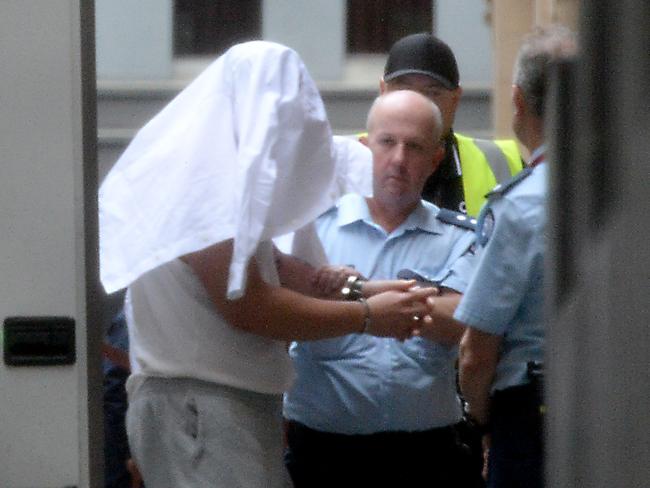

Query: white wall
(96, 0), (173, 80)
(93, 0), (492, 85)
(262, 0), (345, 81)
(0, 1), (100, 486)
(436, 0), (493, 86)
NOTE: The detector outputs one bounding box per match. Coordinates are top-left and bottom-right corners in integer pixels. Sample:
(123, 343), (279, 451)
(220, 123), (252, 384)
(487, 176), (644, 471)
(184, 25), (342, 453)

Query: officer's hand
(362, 278), (419, 297)
(365, 287), (436, 341)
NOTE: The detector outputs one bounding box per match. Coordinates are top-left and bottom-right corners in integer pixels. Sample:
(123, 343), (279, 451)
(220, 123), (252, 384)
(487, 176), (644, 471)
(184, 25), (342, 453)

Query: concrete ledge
(97, 79), (492, 98)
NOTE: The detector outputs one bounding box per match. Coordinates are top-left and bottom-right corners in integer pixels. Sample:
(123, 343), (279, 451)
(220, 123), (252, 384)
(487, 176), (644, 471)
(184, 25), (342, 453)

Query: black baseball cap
(384, 33), (460, 90)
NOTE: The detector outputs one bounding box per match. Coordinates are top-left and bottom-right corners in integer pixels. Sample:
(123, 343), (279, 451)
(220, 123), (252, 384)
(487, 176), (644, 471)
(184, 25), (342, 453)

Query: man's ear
(448, 86), (463, 114)
(359, 134), (369, 147)
(379, 78), (387, 94)
(512, 85), (526, 116)
(430, 143), (445, 173)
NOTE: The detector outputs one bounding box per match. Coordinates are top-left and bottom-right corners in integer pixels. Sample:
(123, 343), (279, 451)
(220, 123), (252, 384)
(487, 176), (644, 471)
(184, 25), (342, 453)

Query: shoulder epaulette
(485, 167), (533, 199)
(436, 208), (477, 231)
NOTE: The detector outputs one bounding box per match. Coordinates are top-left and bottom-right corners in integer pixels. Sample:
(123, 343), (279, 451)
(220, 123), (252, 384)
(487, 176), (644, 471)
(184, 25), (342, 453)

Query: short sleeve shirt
(454, 163), (547, 391)
(283, 194), (477, 434)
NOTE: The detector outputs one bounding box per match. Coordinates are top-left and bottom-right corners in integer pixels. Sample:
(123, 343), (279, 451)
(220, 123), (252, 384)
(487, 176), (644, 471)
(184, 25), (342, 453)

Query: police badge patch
(477, 208), (495, 246)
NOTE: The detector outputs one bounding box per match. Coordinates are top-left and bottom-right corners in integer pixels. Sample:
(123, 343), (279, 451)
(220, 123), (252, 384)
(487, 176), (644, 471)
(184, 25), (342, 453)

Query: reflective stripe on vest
(455, 133), (522, 216)
(472, 138), (512, 184)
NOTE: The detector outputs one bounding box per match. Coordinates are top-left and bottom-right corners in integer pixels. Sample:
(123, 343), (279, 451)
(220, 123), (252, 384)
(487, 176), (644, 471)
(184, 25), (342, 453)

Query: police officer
(284, 90), (482, 488)
(454, 25), (577, 488)
(375, 33), (525, 479)
(376, 32), (524, 216)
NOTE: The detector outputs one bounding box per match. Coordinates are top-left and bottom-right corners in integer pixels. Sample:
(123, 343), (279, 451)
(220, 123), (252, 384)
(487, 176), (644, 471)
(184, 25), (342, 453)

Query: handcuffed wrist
(341, 275), (365, 301)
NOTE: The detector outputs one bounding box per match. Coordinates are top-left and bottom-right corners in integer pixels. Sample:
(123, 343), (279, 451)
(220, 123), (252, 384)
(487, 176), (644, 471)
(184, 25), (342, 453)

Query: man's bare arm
(416, 291), (467, 346)
(274, 250), (320, 296)
(277, 256), (418, 300)
(458, 327), (502, 425)
(182, 240), (435, 341)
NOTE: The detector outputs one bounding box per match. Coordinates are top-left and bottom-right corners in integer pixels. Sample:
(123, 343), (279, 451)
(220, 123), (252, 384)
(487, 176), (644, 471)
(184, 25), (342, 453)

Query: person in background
(283, 90), (482, 487)
(102, 309), (131, 488)
(456, 25), (578, 488)
(377, 32), (524, 217)
(102, 308), (143, 488)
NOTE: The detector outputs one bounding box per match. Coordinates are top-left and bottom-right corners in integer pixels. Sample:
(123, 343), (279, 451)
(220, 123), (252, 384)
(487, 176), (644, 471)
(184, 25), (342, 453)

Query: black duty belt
(492, 382), (545, 417)
(286, 420), (460, 450)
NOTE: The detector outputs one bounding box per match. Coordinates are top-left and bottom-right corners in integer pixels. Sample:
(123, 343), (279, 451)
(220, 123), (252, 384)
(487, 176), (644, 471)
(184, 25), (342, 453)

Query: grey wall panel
(546, 1), (650, 487)
(0, 1), (100, 486)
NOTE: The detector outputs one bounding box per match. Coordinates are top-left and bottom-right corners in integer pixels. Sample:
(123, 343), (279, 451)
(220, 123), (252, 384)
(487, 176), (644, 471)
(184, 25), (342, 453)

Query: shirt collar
(336, 194), (443, 236)
(336, 193), (373, 226)
(528, 144), (546, 167)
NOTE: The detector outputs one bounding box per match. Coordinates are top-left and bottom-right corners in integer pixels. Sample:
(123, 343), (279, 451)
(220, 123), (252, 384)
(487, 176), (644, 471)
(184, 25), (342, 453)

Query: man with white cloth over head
(99, 41), (435, 487)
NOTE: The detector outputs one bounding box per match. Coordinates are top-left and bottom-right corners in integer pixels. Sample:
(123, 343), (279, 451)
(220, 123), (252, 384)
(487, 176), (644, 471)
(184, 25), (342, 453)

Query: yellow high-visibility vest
(455, 132), (523, 216)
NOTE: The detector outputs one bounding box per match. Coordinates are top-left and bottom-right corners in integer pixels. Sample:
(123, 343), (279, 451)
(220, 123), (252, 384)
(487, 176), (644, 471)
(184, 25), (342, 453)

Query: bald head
(366, 90), (443, 142)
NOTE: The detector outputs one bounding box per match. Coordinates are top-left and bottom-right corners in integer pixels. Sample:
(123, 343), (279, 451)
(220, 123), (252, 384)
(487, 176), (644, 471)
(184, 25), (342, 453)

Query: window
(172, 0), (433, 56)
(173, 0), (261, 56)
(346, 0), (433, 53)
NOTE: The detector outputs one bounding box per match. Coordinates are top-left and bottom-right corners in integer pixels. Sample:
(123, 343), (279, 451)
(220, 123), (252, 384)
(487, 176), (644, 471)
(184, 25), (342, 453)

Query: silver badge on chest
(477, 208), (495, 246)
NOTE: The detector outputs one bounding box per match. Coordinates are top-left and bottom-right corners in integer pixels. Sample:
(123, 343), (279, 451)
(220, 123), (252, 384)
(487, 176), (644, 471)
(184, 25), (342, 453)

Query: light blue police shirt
(283, 193), (477, 434)
(454, 159), (547, 392)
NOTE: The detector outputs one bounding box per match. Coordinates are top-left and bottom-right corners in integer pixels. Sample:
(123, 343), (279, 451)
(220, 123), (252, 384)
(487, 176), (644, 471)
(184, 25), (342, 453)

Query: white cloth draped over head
(99, 41), (372, 298)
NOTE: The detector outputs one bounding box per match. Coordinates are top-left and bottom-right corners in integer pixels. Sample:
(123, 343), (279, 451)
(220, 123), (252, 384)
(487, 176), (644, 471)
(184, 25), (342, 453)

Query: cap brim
(383, 69), (457, 90)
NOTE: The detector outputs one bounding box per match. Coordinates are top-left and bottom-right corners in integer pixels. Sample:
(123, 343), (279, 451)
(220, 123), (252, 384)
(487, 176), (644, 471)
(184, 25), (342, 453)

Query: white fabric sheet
(273, 134), (373, 266)
(99, 41), (371, 298)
